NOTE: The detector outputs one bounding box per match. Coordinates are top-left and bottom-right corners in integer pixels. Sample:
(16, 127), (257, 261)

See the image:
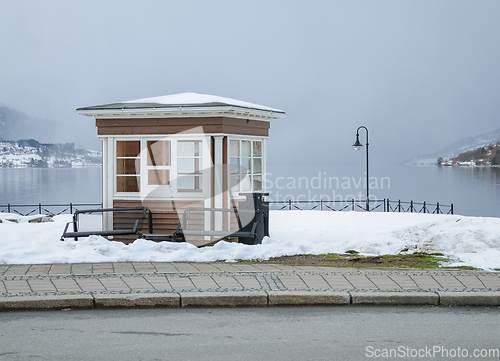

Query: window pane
(148, 169), (170, 185)
(230, 140), (239, 157)
(117, 141), (140, 157)
(241, 174), (251, 191)
(253, 141), (262, 156)
(178, 140), (202, 157)
(229, 157), (240, 174)
(147, 141), (170, 166)
(241, 140), (251, 157)
(230, 175), (240, 191)
(253, 158), (262, 174)
(117, 176), (140, 192)
(117, 159), (139, 175)
(178, 175), (202, 191)
(241, 158), (251, 174)
(178, 158), (201, 174)
(253, 175), (262, 191)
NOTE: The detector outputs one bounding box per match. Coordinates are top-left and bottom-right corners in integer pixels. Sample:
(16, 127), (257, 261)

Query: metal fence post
(148, 210), (153, 233)
(39, 203), (42, 214)
(437, 202), (440, 214)
(352, 199), (354, 211)
(398, 200), (401, 212)
(451, 203), (454, 214)
(8, 204), (10, 213)
(70, 203), (73, 214)
(423, 201), (427, 213)
(288, 199), (292, 210)
(320, 199), (323, 211)
(410, 200), (413, 213)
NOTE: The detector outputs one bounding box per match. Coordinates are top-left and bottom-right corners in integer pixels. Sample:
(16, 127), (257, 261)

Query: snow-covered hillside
(0, 140), (101, 168)
(407, 127), (500, 166)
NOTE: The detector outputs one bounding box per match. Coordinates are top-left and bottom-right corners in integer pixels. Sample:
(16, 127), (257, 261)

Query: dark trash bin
(238, 192), (269, 245)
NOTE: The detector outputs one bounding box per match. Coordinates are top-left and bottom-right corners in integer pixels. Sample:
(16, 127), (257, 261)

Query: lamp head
(352, 135), (362, 151)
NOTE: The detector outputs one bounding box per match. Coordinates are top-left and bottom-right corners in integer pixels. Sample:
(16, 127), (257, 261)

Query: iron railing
(385, 199), (453, 214)
(268, 198), (453, 214)
(269, 199), (385, 212)
(0, 203), (103, 216)
(0, 199), (454, 216)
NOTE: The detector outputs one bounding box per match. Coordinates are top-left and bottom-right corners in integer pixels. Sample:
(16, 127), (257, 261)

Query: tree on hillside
(491, 150), (500, 165)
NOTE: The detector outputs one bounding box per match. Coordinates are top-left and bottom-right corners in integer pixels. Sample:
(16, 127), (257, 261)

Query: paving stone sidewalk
(1, 262), (500, 310)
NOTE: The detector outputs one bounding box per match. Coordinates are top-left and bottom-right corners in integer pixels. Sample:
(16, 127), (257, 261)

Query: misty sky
(1, 0), (499, 166)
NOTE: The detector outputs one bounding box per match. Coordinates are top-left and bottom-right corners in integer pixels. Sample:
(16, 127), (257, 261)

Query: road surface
(0, 306), (499, 360)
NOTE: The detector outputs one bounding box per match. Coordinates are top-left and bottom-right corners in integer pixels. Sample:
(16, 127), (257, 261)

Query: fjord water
(0, 165), (498, 217)
(0, 168), (102, 205)
(266, 164), (499, 218)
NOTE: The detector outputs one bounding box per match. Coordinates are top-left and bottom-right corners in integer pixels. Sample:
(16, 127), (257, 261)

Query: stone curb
(350, 291), (439, 306)
(438, 291), (500, 306)
(268, 291), (350, 306)
(3, 290), (500, 310)
(0, 294), (94, 310)
(94, 293), (180, 308)
(180, 291), (268, 307)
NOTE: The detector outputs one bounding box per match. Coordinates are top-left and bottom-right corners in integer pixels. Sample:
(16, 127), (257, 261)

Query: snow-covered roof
(76, 92), (286, 120)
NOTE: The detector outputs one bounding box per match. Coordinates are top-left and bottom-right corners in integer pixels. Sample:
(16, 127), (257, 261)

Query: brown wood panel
(220, 125), (269, 137)
(222, 117), (270, 129)
(98, 125), (222, 135)
(96, 117), (269, 129)
(96, 117), (225, 127)
(96, 116), (270, 137)
(112, 199), (208, 244)
(111, 196), (242, 246)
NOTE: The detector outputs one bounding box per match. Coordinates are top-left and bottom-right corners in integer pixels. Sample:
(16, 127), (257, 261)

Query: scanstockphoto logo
(365, 345), (500, 358)
(265, 171), (391, 202)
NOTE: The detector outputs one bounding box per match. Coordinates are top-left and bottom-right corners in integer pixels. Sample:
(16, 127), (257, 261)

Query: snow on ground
(0, 211), (499, 270)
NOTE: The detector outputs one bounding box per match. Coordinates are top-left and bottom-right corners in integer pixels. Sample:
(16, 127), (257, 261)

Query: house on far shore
(76, 93), (286, 246)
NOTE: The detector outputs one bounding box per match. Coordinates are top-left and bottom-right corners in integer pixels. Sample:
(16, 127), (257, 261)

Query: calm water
(0, 165), (498, 217)
(266, 164), (500, 218)
(0, 168), (102, 205)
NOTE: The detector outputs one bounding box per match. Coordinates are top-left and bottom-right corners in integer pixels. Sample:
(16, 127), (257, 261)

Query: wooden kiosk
(76, 93), (285, 246)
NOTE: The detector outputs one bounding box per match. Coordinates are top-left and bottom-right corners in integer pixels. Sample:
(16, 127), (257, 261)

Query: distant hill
(443, 143), (500, 166)
(0, 104), (57, 142)
(407, 127), (500, 166)
(0, 139), (101, 168)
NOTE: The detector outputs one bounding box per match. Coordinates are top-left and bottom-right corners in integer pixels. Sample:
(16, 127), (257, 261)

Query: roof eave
(76, 105), (286, 120)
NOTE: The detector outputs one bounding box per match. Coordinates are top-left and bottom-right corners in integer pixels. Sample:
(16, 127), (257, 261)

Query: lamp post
(353, 126), (369, 211)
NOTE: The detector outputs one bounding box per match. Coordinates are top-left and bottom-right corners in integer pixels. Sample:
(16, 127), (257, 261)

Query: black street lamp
(353, 126), (369, 211)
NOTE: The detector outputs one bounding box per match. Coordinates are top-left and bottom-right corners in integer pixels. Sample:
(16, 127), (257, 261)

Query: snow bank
(0, 211), (499, 270)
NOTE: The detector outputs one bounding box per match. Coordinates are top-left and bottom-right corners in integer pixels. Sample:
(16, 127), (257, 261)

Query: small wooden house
(76, 93), (285, 246)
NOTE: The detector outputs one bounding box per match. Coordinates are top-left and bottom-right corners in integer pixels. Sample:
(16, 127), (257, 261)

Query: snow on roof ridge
(123, 92), (284, 113)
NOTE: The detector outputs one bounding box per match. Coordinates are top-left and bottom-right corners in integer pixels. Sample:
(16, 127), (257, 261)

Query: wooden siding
(111, 199), (239, 247)
(96, 117), (270, 137)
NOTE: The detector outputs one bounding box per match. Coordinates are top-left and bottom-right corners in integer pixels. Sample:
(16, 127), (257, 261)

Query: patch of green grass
(237, 252), (480, 270)
(325, 252), (451, 269)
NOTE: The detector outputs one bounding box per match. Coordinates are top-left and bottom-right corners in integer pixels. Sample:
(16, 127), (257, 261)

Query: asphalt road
(0, 306), (499, 360)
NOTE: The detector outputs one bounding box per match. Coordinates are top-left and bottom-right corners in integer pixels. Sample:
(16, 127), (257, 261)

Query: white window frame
(112, 135), (211, 201)
(228, 136), (266, 196)
(115, 139), (142, 196)
(145, 139), (172, 189)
